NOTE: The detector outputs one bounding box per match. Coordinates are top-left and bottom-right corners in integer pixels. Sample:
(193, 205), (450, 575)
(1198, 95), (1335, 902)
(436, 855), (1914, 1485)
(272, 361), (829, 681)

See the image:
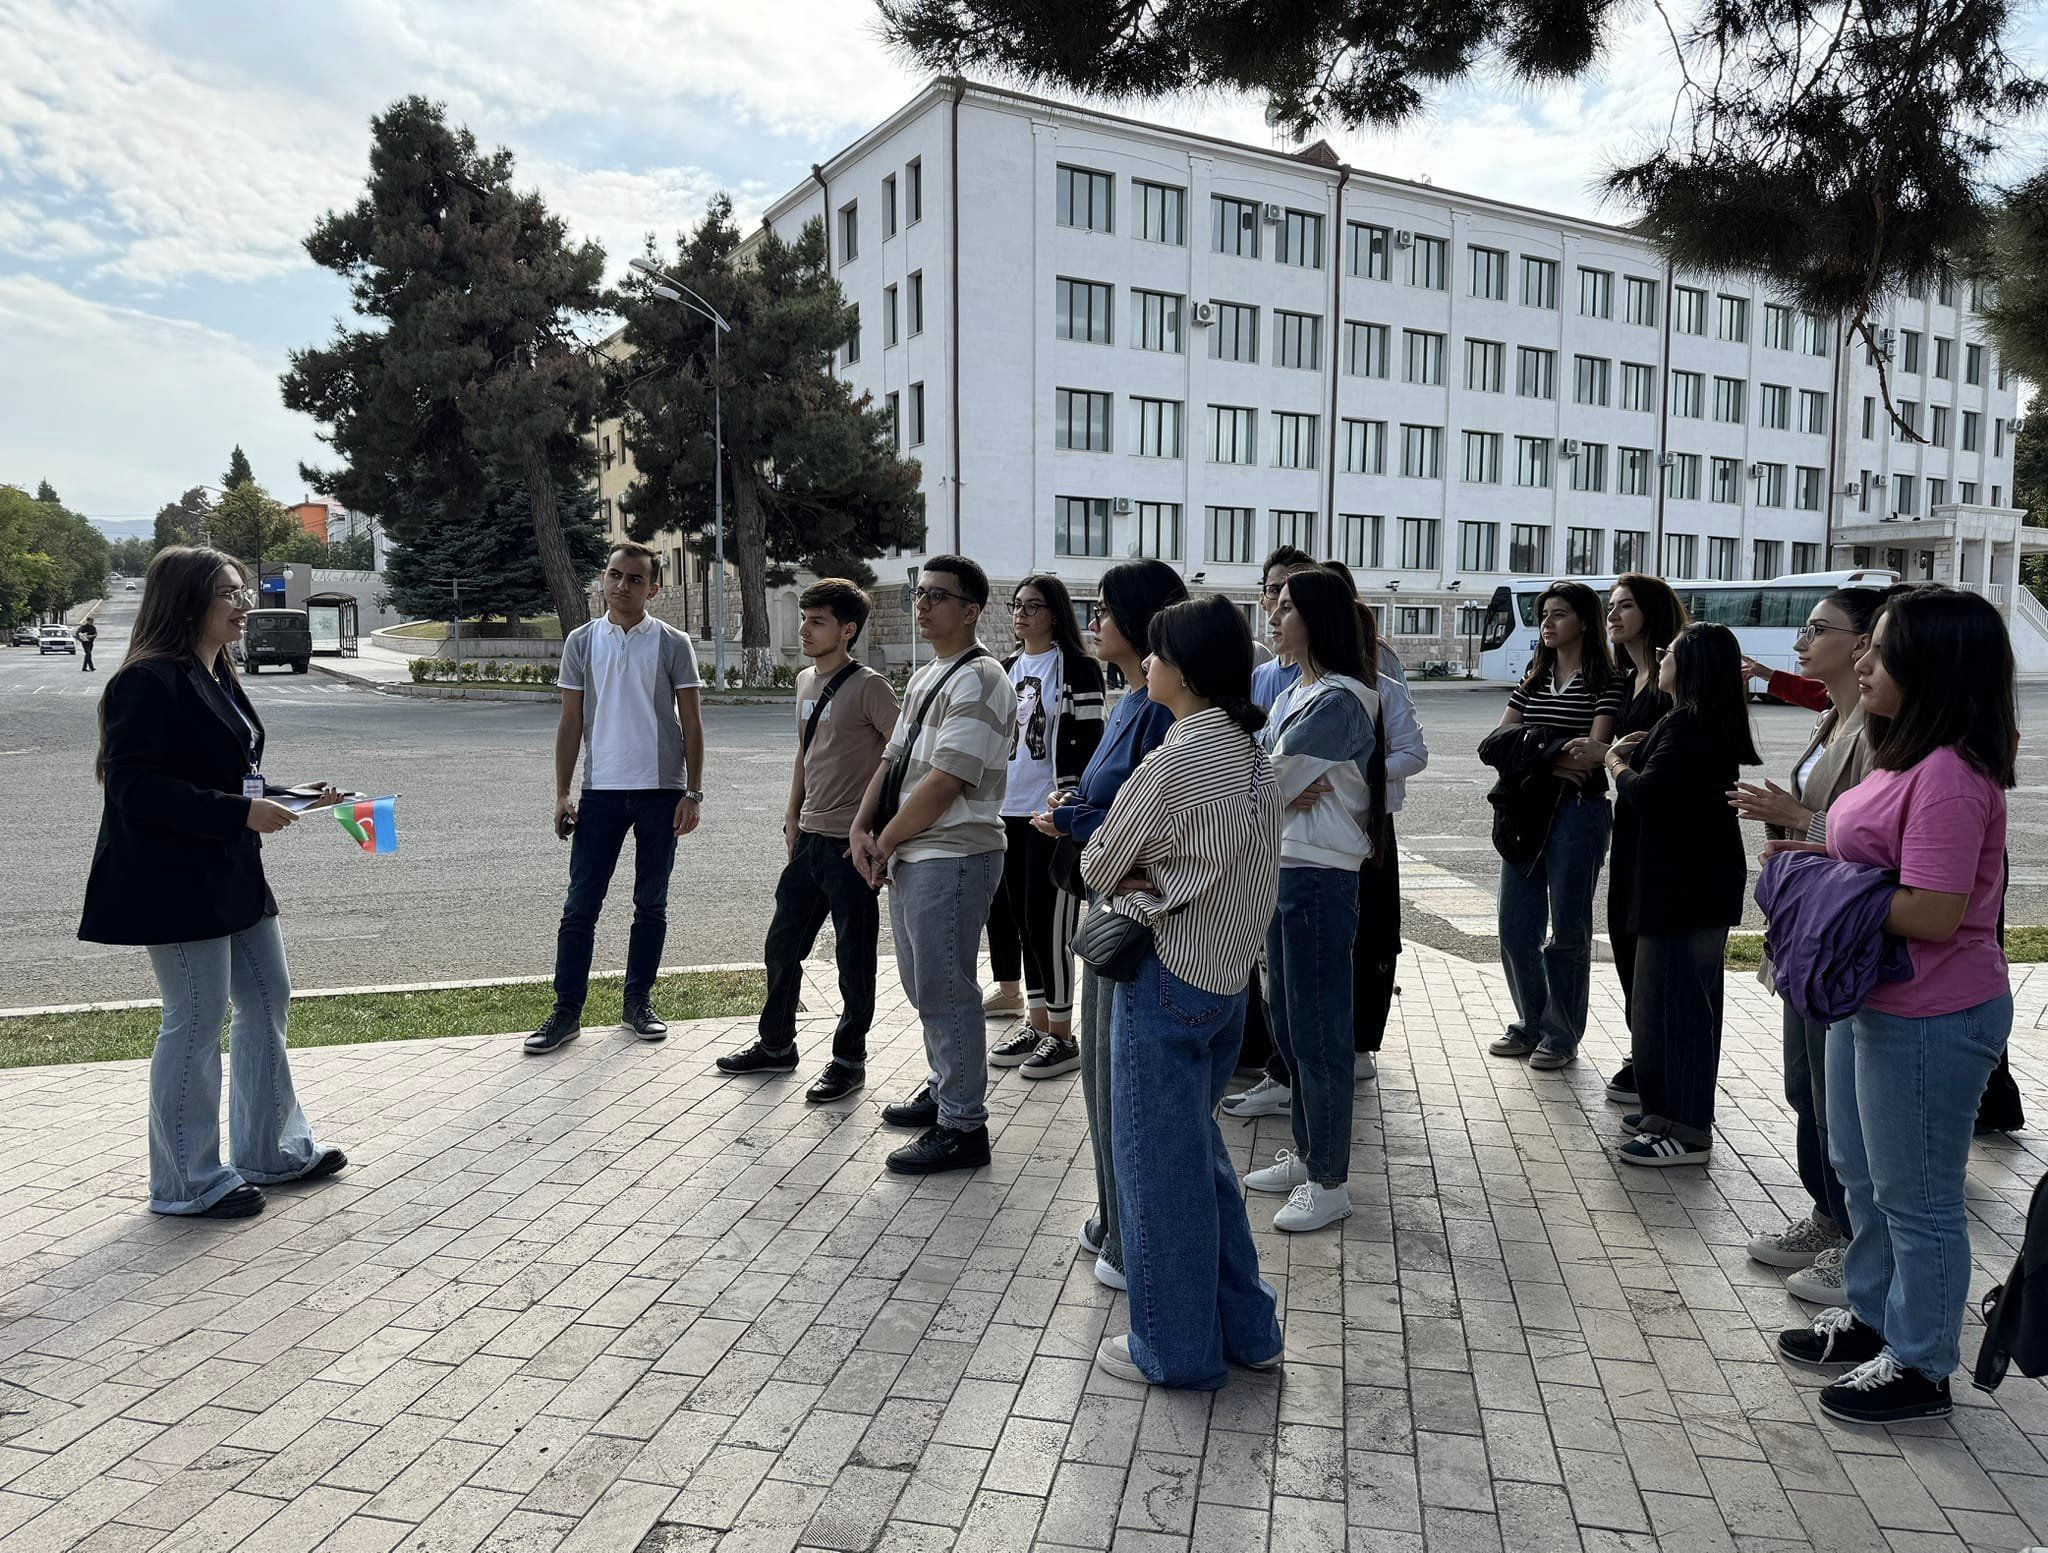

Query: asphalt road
(6, 591), (2047, 1006)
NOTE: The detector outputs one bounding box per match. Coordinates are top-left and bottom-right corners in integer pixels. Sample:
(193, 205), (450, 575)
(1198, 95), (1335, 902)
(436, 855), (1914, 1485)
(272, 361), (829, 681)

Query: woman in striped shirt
(1081, 595), (1284, 1389)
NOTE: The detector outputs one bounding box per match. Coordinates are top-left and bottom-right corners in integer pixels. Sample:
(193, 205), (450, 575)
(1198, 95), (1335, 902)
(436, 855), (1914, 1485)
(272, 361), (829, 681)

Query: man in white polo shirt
(527, 542), (706, 1054)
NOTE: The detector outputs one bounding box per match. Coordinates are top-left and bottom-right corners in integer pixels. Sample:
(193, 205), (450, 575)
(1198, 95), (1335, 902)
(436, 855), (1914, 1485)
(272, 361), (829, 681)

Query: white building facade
(761, 79), (2044, 667)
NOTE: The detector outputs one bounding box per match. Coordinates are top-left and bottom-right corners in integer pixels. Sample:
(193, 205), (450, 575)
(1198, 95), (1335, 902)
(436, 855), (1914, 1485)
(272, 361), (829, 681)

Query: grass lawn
(386, 616), (565, 641)
(0, 969), (764, 1070)
(1727, 925), (2046, 971)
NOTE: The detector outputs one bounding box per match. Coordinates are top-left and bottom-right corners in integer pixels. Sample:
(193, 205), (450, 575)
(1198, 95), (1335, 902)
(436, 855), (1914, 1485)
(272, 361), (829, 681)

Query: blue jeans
(1265, 865), (1361, 1184)
(144, 914), (321, 1214)
(1111, 952), (1282, 1389)
(1784, 1003), (1849, 1233)
(1497, 792), (1611, 1056)
(890, 851), (1003, 1131)
(1827, 993), (2013, 1378)
(553, 789), (680, 1015)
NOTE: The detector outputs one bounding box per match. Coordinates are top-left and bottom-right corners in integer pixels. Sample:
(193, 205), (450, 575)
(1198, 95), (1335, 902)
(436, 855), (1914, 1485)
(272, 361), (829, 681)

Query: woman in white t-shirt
(984, 573), (1104, 1079)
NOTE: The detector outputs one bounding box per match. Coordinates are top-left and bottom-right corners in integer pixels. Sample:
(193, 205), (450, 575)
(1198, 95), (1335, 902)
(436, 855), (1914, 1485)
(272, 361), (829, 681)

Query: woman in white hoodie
(1244, 568), (1381, 1233)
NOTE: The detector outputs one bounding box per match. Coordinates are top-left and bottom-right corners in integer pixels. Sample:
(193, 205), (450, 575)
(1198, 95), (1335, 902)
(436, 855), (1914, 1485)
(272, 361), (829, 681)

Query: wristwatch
(682, 788), (705, 803)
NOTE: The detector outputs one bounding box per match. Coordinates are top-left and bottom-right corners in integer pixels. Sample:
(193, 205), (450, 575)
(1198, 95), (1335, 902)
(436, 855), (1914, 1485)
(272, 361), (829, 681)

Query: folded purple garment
(1755, 850), (1914, 1025)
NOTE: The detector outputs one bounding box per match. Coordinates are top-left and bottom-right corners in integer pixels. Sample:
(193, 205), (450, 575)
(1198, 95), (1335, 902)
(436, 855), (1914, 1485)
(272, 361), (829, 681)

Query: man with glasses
(1250, 546), (1317, 713)
(527, 543), (706, 1055)
(850, 555), (1017, 1174)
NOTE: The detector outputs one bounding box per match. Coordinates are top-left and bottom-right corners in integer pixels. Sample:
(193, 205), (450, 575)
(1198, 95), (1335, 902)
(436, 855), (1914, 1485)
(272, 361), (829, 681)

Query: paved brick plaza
(0, 946), (2044, 1552)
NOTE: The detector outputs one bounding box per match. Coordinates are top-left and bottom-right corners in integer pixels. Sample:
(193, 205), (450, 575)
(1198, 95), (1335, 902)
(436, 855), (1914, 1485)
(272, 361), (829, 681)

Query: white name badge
(242, 773), (266, 801)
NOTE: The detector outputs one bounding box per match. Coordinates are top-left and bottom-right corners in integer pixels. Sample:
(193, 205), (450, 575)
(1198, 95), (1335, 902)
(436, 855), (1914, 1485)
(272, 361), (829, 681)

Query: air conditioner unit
(1747, 461), (1766, 478)
(1837, 482), (1862, 497)
(1393, 229), (1414, 249)
(2007, 418), (2024, 434)
(1656, 451), (1675, 468)
(1261, 202), (1284, 224)
(1111, 496), (1133, 515)
(1875, 328), (1896, 359)
(1560, 438), (1582, 458)
(1190, 300), (1216, 326)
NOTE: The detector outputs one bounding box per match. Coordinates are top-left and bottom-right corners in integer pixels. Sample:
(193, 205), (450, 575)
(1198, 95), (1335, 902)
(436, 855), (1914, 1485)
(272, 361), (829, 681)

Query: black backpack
(1974, 1170), (2048, 1391)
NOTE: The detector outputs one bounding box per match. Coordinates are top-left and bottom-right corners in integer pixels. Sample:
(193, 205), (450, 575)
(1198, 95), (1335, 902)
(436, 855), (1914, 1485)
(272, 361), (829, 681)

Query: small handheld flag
(335, 796), (398, 855)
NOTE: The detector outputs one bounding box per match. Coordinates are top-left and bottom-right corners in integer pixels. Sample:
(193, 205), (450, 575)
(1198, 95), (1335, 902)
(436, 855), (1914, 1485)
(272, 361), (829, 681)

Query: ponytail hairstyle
(97, 545), (247, 784)
(1819, 585), (1884, 636)
(1148, 594), (1266, 736)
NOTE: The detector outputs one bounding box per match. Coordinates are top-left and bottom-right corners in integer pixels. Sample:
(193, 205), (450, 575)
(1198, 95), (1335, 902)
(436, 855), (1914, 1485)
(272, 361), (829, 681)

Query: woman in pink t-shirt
(1768, 588), (2017, 1426)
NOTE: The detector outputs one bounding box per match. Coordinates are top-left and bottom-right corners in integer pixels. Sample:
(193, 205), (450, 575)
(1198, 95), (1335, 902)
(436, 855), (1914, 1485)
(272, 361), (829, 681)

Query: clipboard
(271, 785), (368, 813)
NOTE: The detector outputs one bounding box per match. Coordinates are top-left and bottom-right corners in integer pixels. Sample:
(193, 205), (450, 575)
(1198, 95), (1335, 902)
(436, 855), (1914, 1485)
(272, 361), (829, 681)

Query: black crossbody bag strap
(802, 661), (864, 754)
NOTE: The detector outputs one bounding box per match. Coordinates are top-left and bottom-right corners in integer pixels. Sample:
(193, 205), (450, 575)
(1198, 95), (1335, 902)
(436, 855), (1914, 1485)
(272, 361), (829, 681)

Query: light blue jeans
(143, 914), (321, 1214)
(890, 851), (1004, 1132)
(1497, 792), (1611, 1057)
(1827, 992), (2013, 1379)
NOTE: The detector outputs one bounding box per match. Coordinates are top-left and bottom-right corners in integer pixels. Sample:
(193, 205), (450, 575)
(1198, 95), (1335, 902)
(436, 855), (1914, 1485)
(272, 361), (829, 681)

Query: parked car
(241, 609), (312, 674)
(9, 624), (37, 647)
(124, 580), (138, 592)
(38, 626), (76, 655)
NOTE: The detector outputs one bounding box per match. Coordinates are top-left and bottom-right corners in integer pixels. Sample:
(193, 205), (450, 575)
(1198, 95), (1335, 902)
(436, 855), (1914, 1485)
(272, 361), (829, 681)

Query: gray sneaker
(1748, 1214), (1846, 1271)
(1785, 1244), (1849, 1306)
(1489, 1032), (1539, 1059)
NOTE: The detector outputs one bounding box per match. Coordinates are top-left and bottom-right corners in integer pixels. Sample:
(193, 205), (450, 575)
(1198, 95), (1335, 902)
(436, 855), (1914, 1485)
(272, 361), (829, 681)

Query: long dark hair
(1096, 560), (1187, 664)
(1321, 559), (1383, 677)
(1520, 580), (1614, 694)
(1865, 586), (2017, 786)
(1819, 586), (1885, 635)
(1666, 622), (1761, 765)
(1281, 567), (1369, 682)
(1149, 595), (1265, 736)
(97, 545), (246, 783)
(1612, 573), (1687, 677)
(1013, 572), (1086, 660)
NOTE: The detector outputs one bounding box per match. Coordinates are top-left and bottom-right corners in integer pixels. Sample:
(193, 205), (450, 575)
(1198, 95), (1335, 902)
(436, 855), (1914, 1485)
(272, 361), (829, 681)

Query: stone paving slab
(0, 950), (2043, 1552)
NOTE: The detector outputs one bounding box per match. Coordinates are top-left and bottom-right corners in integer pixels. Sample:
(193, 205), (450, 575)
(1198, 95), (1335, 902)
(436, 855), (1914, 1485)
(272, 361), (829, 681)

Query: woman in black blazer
(1603, 622), (1760, 1169)
(80, 547), (346, 1219)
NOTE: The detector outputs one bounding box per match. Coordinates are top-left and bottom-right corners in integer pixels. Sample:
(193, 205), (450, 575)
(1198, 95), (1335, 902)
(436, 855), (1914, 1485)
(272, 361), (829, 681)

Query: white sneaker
(1244, 1150), (1310, 1195)
(1355, 1051), (1376, 1083)
(1273, 1181), (1352, 1233)
(1785, 1245), (1849, 1307)
(1093, 1256), (1126, 1291)
(1221, 1075), (1292, 1119)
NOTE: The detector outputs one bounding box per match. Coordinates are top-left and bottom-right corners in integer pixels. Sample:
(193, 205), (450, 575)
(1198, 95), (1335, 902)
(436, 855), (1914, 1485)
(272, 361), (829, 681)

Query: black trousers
(758, 830), (879, 1065)
(984, 816), (1080, 1018)
(80, 641), (95, 670)
(1631, 927), (1729, 1148)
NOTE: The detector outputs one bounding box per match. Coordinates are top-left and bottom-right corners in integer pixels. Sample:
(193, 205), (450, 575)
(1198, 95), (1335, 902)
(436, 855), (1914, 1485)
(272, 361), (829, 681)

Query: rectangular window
(1136, 501), (1182, 560)
(1400, 424), (1443, 479)
(1713, 376), (1746, 424)
(1859, 468), (1874, 512)
(1934, 336), (1954, 380)
(1798, 389), (1828, 435)
(839, 201), (858, 264)
(1666, 452), (1701, 500)
(1465, 338), (1505, 393)
(1273, 412), (1320, 469)
(1521, 255), (1559, 309)
(1620, 362), (1656, 413)
(1799, 311), (1830, 356)
(1276, 310), (1322, 370)
(1344, 320), (1389, 378)
(1614, 530), (1648, 573)
(1347, 222), (1390, 280)
(1212, 195), (1260, 258)
(1341, 419), (1387, 474)
(1516, 346), (1556, 400)
(1055, 496), (1111, 557)
(1578, 266), (1613, 319)
(1901, 329), (1922, 374)
(883, 175), (897, 238)
(1136, 181), (1186, 245)
(1409, 234), (1448, 290)
(1930, 404), (1950, 446)
(1509, 524), (1550, 574)
(1208, 505), (1255, 564)
(843, 303), (860, 365)
(884, 285), (899, 347)
(1565, 527), (1602, 575)
(909, 381), (925, 445)
(906, 158), (923, 223)
(1792, 541), (1820, 572)
(1054, 388), (1112, 452)
(1962, 411), (1980, 451)
(1574, 354), (1612, 406)
(1278, 209), (1325, 268)
(1930, 477), (1949, 508)
(908, 271), (924, 334)
(1754, 539), (1783, 578)
(1624, 275), (1659, 327)
(1133, 289), (1184, 354)
(1710, 456), (1741, 504)
(1058, 165), (1113, 232)
(1459, 520), (1499, 571)
(1961, 481), (1979, 503)
(884, 391), (899, 450)
(1134, 396), (1183, 459)
(1569, 441), (1607, 493)
(1673, 285), (1706, 335)
(1271, 509), (1317, 551)
(1211, 301), (1258, 363)
(1894, 473), (1916, 515)
(1763, 303), (1794, 350)
(1336, 513), (1382, 568)
(1394, 605), (1439, 637)
(1966, 342), (1985, 384)
(1895, 400), (1919, 436)
(1939, 270), (1958, 307)
(1706, 536), (1738, 581)
(1758, 383), (1790, 430)
(1462, 430), (1502, 484)
(1056, 277), (1113, 343)
(1206, 404), (1257, 464)
(1398, 517), (1441, 570)
(1470, 245), (1508, 300)
(1663, 532), (1698, 577)
(1757, 463), (1787, 508)
(1403, 329), (1445, 386)
(1617, 447), (1653, 496)
(1515, 436), (1553, 488)
(1795, 466), (1823, 511)
(1670, 370), (1704, 418)
(1717, 293), (1749, 342)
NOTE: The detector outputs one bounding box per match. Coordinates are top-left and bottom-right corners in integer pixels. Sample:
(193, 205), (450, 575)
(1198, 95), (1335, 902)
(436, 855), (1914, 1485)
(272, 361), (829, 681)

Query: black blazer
(79, 656), (276, 946)
(1613, 709), (1745, 935)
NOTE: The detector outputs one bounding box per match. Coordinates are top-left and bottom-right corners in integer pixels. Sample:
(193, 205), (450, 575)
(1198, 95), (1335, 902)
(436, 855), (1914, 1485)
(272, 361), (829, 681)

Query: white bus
(1474, 570), (1899, 686)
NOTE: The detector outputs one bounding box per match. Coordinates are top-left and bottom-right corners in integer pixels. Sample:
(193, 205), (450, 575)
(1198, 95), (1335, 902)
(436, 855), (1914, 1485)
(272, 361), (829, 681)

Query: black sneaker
(716, 1039), (798, 1075)
(1019, 1034), (1081, 1080)
(194, 1184), (265, 1219)
(1605, 1064), (1639, 1104)
(989, 1024), (1042, 1068)
(623, 1000), (668, 1042)
(1819, 1356), (1952, 1424)
(882, 1085), (939, 1128)
(524, 1009), (581, 1054)
(886, 1124), (991, 1175)
(806, 1062), (865, 1104)
(1778, 1307), (1886, 1369)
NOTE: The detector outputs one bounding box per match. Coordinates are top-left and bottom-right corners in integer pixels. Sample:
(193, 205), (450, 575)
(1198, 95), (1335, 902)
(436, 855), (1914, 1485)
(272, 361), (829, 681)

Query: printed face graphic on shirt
(1016, 675), (1048, 759)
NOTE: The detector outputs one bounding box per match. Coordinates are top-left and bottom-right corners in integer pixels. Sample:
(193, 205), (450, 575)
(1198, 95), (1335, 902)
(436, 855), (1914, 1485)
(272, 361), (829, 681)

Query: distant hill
(88, 519), (155, 542)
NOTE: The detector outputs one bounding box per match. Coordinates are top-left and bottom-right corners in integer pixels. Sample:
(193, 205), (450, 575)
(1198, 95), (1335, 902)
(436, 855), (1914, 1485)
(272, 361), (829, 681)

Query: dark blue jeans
(759, 831), (879, 1064)
(1784, 1003), (1849, 1232)
(1497, 791), (1611, 1056)
(552, 788), (679, 1016)
(1265, 865), (1361, 1185)
(1111, 952), (1282, 1389)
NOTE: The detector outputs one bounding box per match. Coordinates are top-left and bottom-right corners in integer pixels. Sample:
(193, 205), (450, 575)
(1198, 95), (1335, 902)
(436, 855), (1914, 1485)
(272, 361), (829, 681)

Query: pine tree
(221, 446), (254, 490)
(382, 466), (605, 623)
(33, 481), (58, 504)
(152, 487), (212, 553)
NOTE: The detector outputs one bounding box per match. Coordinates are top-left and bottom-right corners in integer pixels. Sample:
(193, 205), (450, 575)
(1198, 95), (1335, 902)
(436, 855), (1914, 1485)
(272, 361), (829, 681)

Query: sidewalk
(0, 948), (2043, 1551)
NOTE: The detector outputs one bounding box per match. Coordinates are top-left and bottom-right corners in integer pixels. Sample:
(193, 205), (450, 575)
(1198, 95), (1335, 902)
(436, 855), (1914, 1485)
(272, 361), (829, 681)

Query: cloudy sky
(6, 0), (2043, 526)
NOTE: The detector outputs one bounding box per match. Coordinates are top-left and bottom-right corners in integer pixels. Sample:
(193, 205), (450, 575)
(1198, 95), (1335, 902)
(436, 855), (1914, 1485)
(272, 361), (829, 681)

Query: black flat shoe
(199, 1185), (265, 1219)
(882, 1085), (938, 1129)
(524, 1010), (581, 1054)
(716, 1040), (799, 1075)
(296, 1148), (347, 1183)
(886, 1124), (990, 1176)
(623, 1001), (668, 1042)
(806, 1063), (865, 1103)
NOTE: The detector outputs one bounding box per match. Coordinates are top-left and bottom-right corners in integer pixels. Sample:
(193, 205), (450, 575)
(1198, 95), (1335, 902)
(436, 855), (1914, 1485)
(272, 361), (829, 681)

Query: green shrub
(408, 657), (432, 683)
(770, 663), (797, 689)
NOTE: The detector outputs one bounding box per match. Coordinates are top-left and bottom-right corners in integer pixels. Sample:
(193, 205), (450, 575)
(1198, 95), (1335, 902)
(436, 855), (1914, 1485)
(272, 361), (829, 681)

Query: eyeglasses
(215, 588), (256, 607)
(911, 585), (969, 608)
(1259, 582), (1287, 599)
(1794, 622), (1854, 642)
(1653, 645), (1670, 665)
(1010, 599), (1049, 618)
(1087, 606), (1107, 626)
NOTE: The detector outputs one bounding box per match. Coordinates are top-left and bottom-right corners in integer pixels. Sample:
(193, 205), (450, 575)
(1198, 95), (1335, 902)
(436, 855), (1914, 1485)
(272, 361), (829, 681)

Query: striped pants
(986, 815), (1082, 1019)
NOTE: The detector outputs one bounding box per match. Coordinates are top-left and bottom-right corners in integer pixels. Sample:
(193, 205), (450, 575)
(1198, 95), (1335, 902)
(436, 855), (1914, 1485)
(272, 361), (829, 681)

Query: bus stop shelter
(304, 593), (360, 657)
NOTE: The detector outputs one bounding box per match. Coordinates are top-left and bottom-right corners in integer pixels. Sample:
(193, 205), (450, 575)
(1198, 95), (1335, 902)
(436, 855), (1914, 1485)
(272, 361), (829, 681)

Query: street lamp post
(629, 258), (733, 687)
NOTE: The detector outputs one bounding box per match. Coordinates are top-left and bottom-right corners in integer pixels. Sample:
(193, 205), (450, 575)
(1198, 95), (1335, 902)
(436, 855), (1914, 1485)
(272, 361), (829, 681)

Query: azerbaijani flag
(335, 796), (398, 855)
